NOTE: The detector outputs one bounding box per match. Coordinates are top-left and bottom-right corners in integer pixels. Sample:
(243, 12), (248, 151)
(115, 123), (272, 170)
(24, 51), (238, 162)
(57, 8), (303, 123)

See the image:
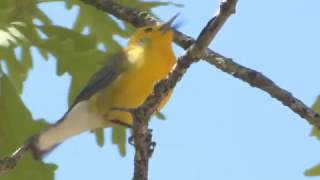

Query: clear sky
(21, 0), (320, 179)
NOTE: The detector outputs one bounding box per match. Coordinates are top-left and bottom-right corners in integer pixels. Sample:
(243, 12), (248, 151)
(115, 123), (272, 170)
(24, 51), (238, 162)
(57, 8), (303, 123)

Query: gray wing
(28, 52), (129, 159)
(71, 52), (128, 108)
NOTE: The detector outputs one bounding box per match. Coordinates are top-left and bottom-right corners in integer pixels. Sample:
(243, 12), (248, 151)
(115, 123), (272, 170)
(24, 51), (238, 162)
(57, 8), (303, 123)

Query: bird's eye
(138, 37), (148, 45)
(144, 27), (153, 33)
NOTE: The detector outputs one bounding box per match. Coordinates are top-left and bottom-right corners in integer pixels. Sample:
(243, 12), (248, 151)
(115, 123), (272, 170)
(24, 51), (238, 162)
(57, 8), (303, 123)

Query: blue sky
(21, 0), (320, 179)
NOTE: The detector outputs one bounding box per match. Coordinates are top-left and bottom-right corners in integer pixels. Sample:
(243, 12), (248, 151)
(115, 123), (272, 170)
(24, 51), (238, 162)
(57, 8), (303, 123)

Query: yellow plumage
(29, 20), (177, 159)
(91, 26), (176, 125)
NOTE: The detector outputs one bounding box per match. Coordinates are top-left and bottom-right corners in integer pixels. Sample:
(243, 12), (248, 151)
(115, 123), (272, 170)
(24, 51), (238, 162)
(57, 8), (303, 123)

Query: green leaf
(0, 73), (56, 180)
(33, 5), (52, 25)
(311, 95), (320, 112)
(21, 46), (33, 70)
(0, 49), (28, 94)
(0, 21), (42, 93)
(65, 1), (74, 10)
(310, 96), (320, 140)
(305, 164), (320, 176)
(118, 0), (183, 10)
(72, 0), (127, 52)
(7, 25), (27, 42)
(36, 25), (106, 104)
(0, 22), (26, 48)
(92, 128), (105, 147)
(112, 126), (126, 156)
(311, 128), (320, 140)
(306, 96), (320, 176)
(0, 29), (16, 47)
(155, 111), (166, 120)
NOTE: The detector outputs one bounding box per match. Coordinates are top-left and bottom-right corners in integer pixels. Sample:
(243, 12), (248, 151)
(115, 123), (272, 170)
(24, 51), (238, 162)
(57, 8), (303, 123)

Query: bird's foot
(128, 129), (156, 158)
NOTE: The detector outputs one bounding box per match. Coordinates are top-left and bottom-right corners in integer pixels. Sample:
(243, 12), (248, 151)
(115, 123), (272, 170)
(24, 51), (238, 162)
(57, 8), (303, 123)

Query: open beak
(160, 13), (180, 33)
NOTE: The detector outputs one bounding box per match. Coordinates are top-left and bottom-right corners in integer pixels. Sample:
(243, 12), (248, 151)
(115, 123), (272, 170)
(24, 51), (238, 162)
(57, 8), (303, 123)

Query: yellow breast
(89, 43), (176, 126)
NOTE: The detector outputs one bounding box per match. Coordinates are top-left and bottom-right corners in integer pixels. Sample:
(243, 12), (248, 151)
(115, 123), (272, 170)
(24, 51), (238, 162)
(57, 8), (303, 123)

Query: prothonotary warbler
(29, 15), (178, 159)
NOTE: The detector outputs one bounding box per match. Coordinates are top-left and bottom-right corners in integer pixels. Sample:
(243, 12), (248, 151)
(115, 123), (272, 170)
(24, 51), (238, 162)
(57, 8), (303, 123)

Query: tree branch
(128, 1), (237, 180)
(0, 144), (30, 175)
(81, 0), (320, 128)
(203, 52), (320, 127)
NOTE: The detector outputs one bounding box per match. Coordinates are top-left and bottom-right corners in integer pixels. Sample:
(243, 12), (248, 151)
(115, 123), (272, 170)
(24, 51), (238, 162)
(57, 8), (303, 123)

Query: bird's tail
(28, 101), (104, 159)
(28, 133), (59, 160)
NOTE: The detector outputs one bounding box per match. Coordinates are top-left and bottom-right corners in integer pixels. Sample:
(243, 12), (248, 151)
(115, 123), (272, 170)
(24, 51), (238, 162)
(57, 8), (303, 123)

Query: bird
(28, 14), (178, 159)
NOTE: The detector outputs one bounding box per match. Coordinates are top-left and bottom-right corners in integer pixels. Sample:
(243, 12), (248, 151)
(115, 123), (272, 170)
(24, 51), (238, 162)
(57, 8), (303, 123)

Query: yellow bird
(29, 15), (177, 159)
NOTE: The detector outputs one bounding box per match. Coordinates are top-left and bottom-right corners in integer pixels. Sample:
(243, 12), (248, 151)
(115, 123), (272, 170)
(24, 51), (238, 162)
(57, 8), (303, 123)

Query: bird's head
(128, 14), (179, 48)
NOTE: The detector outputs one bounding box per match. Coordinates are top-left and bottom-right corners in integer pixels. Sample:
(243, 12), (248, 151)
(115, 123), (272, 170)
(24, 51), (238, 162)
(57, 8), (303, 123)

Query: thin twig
(0, 144), (30, 175)
(203, 52), (320, 127)
(192, 0), (236, 56)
